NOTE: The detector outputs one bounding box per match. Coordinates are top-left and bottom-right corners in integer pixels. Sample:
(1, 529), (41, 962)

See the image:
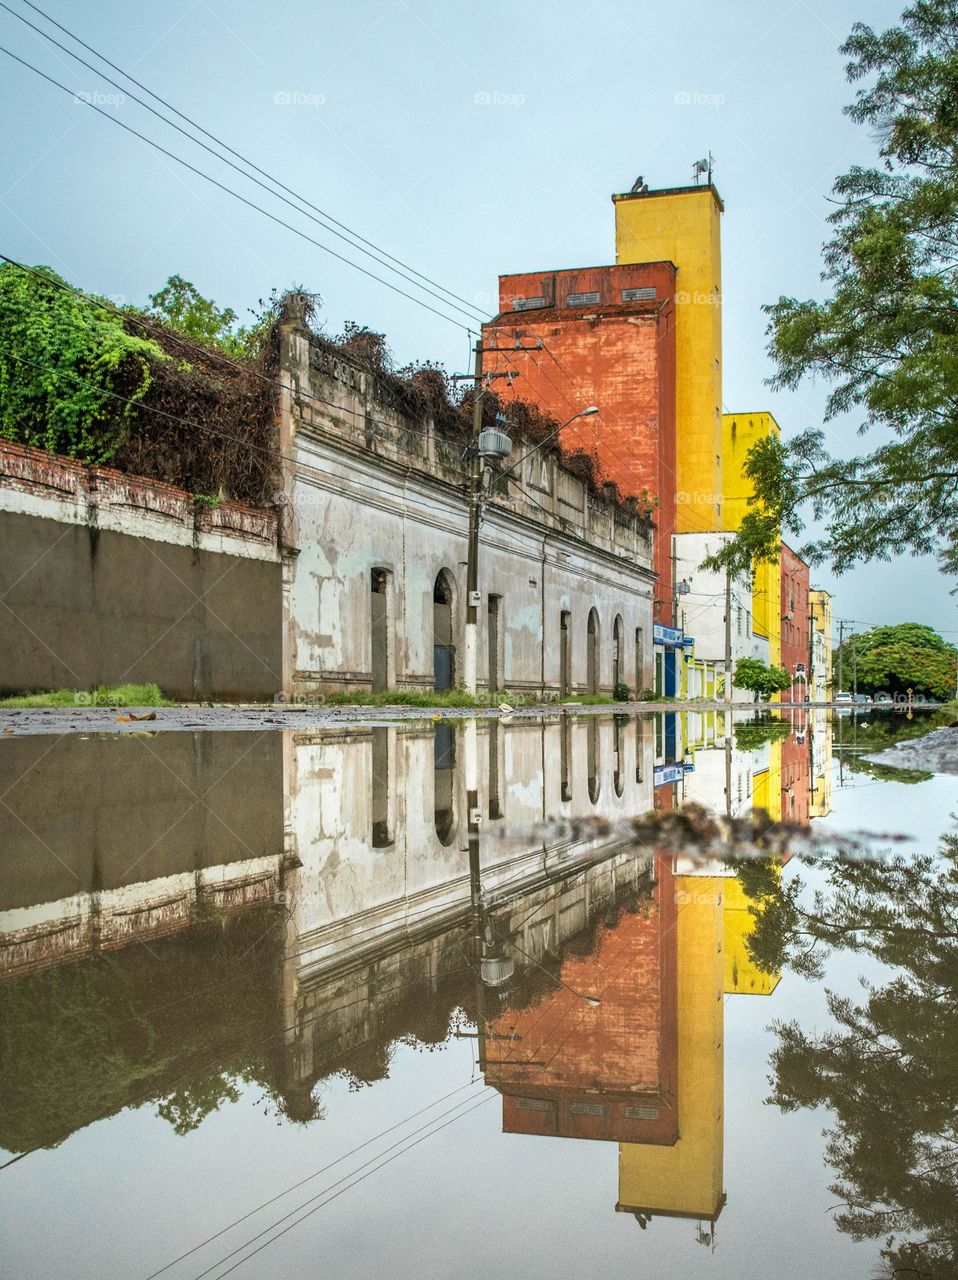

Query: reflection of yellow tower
(617, 875), (725, 1223)
(723, 876), (780, 996)
(613, 184), (724, 533)
(722, 412), (782, 675)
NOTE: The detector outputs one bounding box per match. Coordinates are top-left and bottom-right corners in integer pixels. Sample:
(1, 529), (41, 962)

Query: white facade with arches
(278, 308), (657, 699)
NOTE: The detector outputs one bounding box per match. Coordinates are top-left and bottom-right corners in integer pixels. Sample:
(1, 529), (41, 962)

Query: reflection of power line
(148, 1084), (489, 1280)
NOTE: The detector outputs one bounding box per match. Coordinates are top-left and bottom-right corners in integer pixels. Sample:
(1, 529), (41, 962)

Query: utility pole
(462, 338), (484, 697)
(837, 619), (846, 692)
(454, 337), (546, 695)
(724, 566), (733, 705)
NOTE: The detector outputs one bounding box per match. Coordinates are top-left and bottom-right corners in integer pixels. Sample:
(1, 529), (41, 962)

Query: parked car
(875, 692), (893, 704)
(834, 691), (853, 704)
(853, 693), (869, 704)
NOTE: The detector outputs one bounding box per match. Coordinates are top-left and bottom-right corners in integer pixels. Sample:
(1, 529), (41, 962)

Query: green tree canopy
(711, 2), (958, 584)
(838, 622), (957, 698)
(0, 263), (165, 462)
(732, 657), (793, 700)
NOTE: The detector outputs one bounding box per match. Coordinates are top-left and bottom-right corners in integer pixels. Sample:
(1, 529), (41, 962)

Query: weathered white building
(673, 531), (768, 686)
(276, 303), (657, 699)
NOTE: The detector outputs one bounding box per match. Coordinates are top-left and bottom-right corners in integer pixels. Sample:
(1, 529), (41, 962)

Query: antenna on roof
(692, 153), (715, 185)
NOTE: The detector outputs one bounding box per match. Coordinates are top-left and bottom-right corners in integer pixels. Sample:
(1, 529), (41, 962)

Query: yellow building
(809, 589), (832, 702)
(613, 183), (724, 534)
(618, 873), (725, 1225)
(722, 411), (783, 674)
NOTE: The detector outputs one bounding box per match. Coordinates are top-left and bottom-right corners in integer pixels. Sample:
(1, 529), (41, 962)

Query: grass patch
(559, 694), (615, 705)
(0, 683), (173, 708)
(323, 689), (481, 708)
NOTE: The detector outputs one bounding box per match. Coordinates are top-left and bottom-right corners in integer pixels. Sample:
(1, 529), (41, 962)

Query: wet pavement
(1, 707), (955, 1279)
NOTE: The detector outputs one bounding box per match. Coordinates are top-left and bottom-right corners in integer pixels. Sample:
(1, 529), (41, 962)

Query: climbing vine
(0, 263), (166, 463)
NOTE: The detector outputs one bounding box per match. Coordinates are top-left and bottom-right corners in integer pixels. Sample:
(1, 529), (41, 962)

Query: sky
(0, 0), (951, 642)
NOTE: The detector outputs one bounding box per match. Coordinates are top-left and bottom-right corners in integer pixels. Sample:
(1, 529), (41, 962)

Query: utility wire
(200, 1093), (496, 1280)
(0, 0), (488, 326)
(0, 44), (474, 333)
(12, 0), (486, 319)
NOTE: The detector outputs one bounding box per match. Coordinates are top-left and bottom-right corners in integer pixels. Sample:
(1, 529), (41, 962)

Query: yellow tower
(722, 411), (783, 671)
(617, 875), (725, 1223)
(613, 184), (724, 533)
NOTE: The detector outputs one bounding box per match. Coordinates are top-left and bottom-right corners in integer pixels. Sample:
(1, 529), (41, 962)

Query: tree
(711, 2), (958, 583)
(146, 274), (242, 353)
(0, 263), (165, 462)
(732, 657), (793, 701)
(738, 838), (958, 1277)
(838, 622), (958, 698)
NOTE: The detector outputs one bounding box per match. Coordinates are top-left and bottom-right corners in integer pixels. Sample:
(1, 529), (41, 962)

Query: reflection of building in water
(0, 716), (659, 1150)
(0, 732), (286, 976)
(483, 856), (677, 1146)
(617, 870), (725, 1231)
(808, 713), (833, 819)
(277, 716), (658, 1107)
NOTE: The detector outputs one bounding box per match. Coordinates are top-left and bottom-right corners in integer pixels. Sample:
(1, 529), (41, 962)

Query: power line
(0, 0), (488, 326)
(0, 44), (474, 333)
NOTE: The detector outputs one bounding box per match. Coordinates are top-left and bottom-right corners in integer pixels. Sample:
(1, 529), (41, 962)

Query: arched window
(433, 570), (456, 691)
(587, 609), (600, 695)
(434, 722), (457, 845)
(587, 718), (600, 803)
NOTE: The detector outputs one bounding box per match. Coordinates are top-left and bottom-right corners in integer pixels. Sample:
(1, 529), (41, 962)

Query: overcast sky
(0, 0), (951, 643)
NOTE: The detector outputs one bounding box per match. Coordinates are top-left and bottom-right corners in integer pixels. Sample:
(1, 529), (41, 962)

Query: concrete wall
(280, 327), (657, 696)
(0, 442), (283, 700)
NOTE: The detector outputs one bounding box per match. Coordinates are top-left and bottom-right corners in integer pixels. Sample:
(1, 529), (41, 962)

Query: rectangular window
(566, 290), (600, 306)
(624, 1105), (659, 1120)
(517, 1097), (551, 1111)
(622, 286), (656, 301)
(570, 1102), (604, 1116)
(512, 296), (546, 311)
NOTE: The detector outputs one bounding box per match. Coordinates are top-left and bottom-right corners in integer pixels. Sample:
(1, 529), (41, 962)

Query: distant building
(780, 542), (811, 699)
(809, 589), (833, 702)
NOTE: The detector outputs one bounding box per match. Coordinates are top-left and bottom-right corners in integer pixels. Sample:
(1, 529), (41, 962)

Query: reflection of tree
(0, 910), (284, 1153)
(834, 709), (947, 786)
(738, 842), (958, 1278)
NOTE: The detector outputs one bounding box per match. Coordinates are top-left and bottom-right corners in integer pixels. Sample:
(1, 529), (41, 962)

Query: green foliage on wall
(0, 263), (166, 463)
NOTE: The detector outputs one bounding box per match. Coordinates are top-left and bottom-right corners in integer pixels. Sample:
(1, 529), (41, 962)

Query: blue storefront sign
(653, 623), (685, 648)
(653, 762), (695, 787)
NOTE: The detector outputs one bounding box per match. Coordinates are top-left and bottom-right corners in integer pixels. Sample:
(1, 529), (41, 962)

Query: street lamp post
(462, 403), (599, 695)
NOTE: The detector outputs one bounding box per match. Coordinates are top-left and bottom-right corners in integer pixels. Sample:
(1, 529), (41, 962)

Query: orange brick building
(482, 261), (678, 626)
